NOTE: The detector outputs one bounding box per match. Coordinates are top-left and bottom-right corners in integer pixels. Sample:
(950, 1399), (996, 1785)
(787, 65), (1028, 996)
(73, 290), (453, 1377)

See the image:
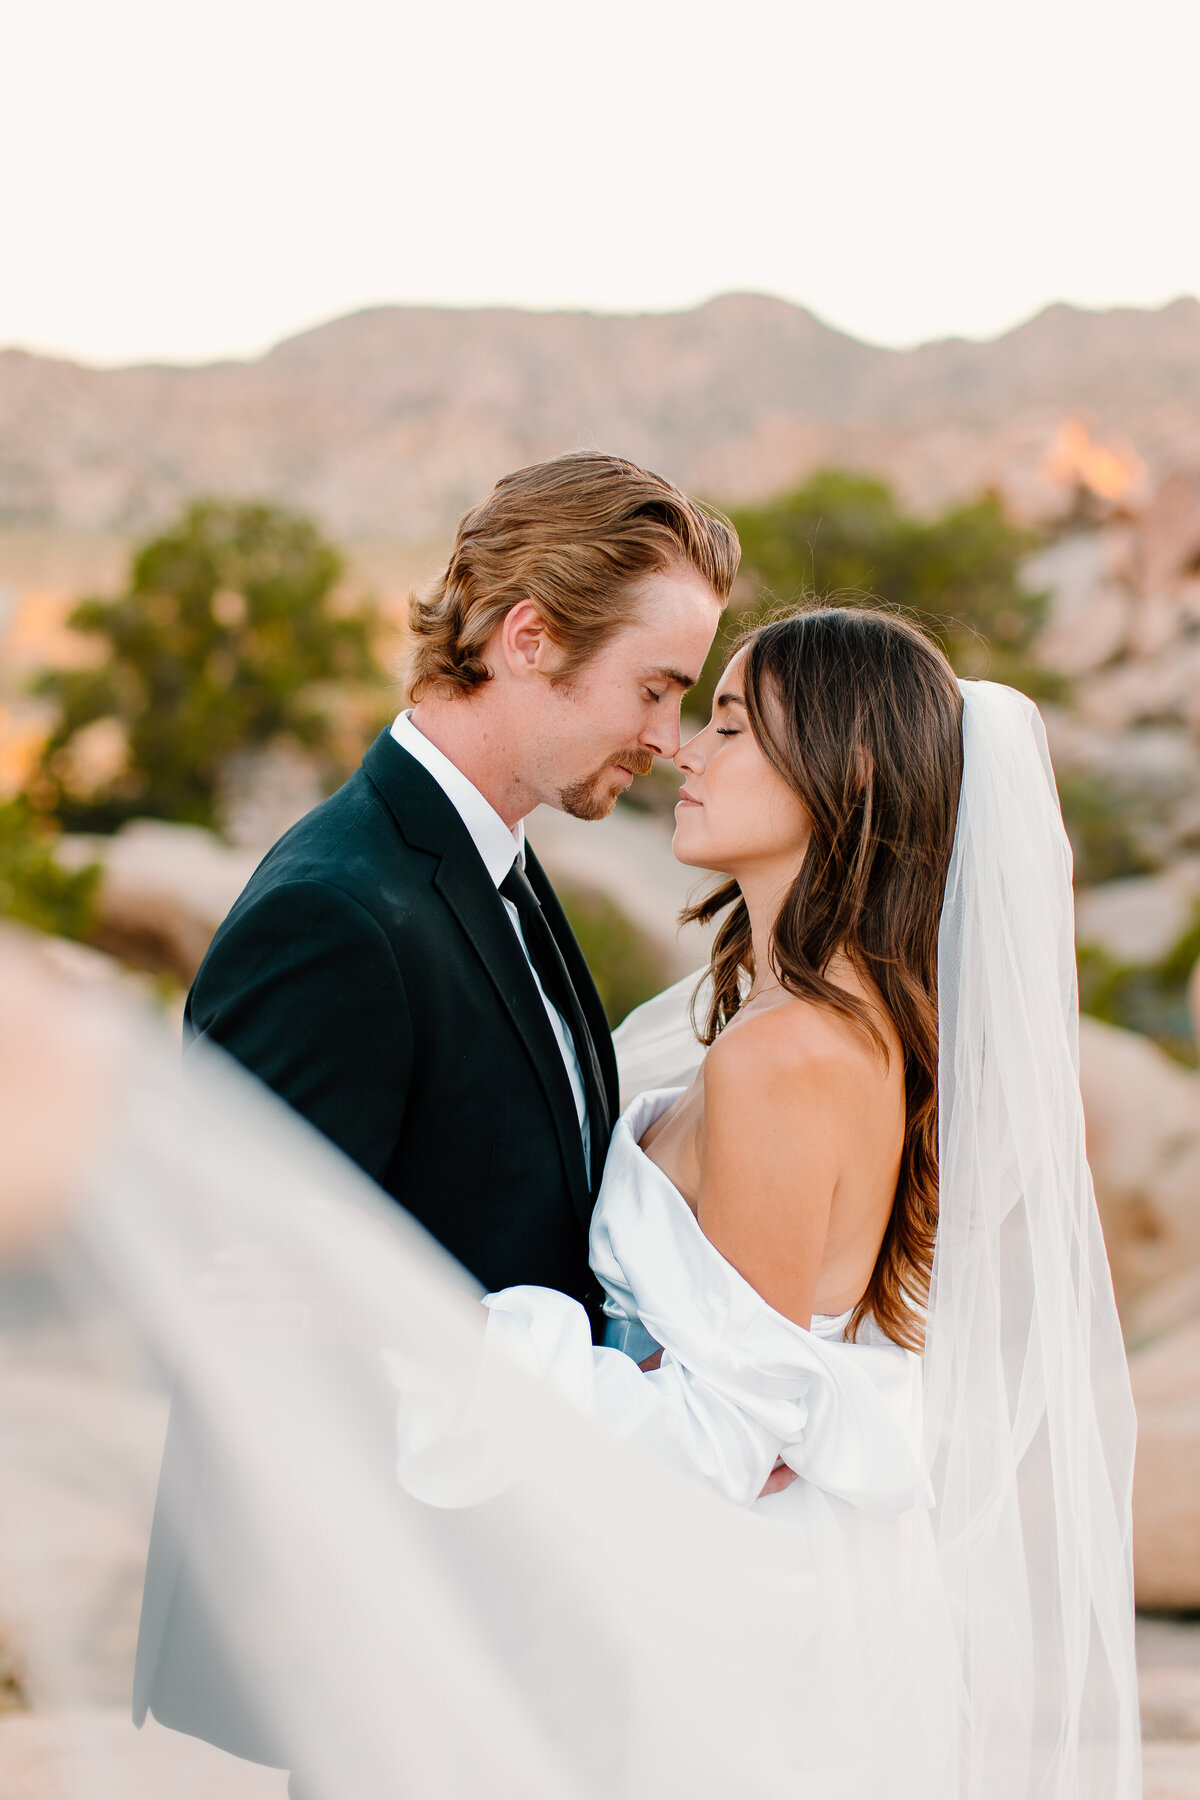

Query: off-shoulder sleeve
(482, 1272), (929, 1515)
(389, 1151), (931, 1514)
(483, 1287), (782, 1506)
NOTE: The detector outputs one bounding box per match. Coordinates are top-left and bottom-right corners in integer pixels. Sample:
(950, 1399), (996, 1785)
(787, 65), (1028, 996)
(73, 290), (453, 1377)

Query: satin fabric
(382, 1080), (957, 1791)
(482, 1087), (931, 1515)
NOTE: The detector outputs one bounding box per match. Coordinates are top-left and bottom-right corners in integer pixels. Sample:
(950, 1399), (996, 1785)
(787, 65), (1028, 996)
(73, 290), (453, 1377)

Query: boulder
(1078, 641), (1200, 731)
(1075, 860), (1200, 965)
(1078, 1017), (1200, 1315)
(1130, 1322), (1200, 1609)
(57, 822), (258, 987)
(0, 1364), (166, 1708)
(1142, 1741), (1200, 1799)
(0, 1710), (285, 1798)
(1027, 532), (1131, 676)
(1044, 712), (1200, 790)
(1139, 1618), (1200, 1799)
(1129, 587), (1194, 659)
(1139, 469), (1200, 596)
(1140, 1668), (1200, 1743)
(218, 742), (324, 851)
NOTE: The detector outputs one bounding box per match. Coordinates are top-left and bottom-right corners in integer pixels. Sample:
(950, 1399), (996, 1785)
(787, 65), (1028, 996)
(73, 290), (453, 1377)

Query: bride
(0, 606), (1140, 1800)
(478, 604), (960, 1510)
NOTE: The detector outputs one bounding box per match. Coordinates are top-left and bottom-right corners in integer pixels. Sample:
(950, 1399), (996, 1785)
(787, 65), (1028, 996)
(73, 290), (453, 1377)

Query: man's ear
(494, 598), (555, 680)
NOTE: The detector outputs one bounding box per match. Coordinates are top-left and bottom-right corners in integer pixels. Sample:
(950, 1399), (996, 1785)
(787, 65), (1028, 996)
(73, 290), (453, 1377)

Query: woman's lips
(675, 789), (702, 808)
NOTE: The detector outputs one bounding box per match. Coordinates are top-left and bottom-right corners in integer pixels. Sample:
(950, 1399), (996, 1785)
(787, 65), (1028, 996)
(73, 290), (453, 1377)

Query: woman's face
(672, 651), (812, 880)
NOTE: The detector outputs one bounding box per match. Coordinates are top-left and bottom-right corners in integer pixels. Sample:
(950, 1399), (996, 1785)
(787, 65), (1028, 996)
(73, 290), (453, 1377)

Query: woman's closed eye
(716, 726), (740, 737)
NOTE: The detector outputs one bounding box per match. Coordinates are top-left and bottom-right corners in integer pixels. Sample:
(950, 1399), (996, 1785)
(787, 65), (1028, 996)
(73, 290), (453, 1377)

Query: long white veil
(926, 681), (1140, 1797)
(0, 681), (1139, 1799)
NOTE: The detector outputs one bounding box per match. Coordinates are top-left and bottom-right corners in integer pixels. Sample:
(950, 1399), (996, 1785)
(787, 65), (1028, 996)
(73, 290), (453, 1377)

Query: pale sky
(4, 0), (1198, 366)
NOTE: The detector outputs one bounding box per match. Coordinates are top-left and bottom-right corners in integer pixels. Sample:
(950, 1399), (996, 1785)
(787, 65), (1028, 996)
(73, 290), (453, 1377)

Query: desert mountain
(2, 292), (1199, 538)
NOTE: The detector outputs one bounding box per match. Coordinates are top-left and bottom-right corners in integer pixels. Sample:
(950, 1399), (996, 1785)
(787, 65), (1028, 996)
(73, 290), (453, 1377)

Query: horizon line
(2, 288), (1197, 377)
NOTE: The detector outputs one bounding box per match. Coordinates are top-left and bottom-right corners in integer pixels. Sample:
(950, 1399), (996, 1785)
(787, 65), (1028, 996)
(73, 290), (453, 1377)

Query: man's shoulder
(189, 769), (435, 1011)
(245, 734), (467, 902)
(248, 768), (402, 894)
(198, 775), (424, 960)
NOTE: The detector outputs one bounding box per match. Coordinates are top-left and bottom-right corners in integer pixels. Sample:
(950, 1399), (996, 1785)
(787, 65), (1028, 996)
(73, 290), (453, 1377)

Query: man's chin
(557, 758), (644, 821)
(558, 782), (621, 822)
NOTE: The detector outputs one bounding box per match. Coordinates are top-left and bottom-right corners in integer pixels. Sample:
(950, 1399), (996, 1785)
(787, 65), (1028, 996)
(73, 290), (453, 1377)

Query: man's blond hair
(407, 452), (739, 700)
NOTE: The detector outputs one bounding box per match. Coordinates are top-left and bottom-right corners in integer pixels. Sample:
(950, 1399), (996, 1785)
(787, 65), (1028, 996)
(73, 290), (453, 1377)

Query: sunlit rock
(1130, 1322), (1200, 1610)
(56, 822), (257, 987)
(1078, 1016), (1200, 1313)
(1075, 861), (1200, 965)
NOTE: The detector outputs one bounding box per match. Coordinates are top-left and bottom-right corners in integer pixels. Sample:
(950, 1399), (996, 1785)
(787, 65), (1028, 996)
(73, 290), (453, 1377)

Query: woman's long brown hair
(683, 607), (964, 1351)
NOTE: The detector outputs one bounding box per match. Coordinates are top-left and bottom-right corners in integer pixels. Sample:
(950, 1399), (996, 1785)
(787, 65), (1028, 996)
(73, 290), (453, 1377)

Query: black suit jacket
(134, 732), (619, 1761)
(183, 729), (618, 1322)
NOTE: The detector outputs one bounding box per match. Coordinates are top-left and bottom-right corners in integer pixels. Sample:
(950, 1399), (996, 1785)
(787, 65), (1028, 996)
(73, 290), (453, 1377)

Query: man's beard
(557, 749), (655, 821)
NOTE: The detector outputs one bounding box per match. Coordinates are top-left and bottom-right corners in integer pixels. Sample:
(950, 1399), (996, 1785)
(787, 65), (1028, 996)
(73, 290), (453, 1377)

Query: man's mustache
(611, 750), (655, 778)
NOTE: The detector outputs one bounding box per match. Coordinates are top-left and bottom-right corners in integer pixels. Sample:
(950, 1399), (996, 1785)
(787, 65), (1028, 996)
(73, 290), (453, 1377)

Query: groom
(184, 450), (735, 1324)
(133, 452), (735, 1778)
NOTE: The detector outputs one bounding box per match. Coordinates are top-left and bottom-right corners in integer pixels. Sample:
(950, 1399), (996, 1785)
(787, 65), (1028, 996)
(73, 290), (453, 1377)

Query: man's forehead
(629, 562), (723, 625)
(630, 578), (721, 661)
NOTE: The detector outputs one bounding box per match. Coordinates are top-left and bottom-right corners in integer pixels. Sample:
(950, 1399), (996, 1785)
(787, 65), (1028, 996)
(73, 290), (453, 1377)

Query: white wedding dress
(464, 1081), (962, 1791)
(382, 1079), (958, 1793)
(483, 1085), (932, 1516)
(0, 679), (1140, 1800)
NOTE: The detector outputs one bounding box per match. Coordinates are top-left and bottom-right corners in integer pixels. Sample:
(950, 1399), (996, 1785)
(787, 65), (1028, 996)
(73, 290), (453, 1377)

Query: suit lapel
(433, 835), (593, 1225)
(362, 733), (594, 1227)
(525, 847), (619, 1156)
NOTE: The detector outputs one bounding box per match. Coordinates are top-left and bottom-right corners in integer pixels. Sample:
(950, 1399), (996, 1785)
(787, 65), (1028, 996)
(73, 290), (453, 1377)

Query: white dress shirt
(390, 711), (591, 1175)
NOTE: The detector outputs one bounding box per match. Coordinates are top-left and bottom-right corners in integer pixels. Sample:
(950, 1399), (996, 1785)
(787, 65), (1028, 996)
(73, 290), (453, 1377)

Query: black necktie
(500, 861), (610, 1184)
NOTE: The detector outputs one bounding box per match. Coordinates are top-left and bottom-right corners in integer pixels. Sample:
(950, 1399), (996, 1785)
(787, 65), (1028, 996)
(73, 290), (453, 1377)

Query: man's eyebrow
(715, 689), (746, 709)
(646, 665), (700, 691)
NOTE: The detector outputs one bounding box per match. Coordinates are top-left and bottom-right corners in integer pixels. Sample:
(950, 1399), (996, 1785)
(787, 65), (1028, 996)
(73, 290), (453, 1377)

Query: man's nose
(640, 707), (681, 760)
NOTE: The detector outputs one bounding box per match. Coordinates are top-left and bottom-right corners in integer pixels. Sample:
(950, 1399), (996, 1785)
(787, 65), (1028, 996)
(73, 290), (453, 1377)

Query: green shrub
(28, 500), (388, 833)
(1056, 770), (1164, 887)
(1078, 906), (1200, 1065)
(692, 469), (1054, 718)
(0, 799), (100, 940)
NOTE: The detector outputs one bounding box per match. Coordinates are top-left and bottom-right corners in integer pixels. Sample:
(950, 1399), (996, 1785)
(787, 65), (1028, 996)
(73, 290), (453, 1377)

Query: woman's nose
(674, 732), (703, 774)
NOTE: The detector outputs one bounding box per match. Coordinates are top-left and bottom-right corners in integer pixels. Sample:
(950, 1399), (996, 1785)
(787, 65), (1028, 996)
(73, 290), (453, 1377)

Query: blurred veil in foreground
(0, 679), (1141, 1800)
(0, 932), (932, 1800)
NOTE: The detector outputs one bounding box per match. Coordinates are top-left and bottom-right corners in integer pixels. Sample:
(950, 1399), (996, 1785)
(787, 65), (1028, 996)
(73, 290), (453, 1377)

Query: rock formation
(56, 822), (259, 986)
(3, 293), (1200, 538)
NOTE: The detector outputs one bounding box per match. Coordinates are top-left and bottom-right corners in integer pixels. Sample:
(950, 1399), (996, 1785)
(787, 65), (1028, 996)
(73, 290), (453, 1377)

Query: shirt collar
(390, 711), (523, 888)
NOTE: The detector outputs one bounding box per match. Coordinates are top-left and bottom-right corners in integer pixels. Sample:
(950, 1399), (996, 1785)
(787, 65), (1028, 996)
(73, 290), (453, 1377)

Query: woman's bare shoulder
(703, 989), (885, 1102)
(696, 999), (867, 1320)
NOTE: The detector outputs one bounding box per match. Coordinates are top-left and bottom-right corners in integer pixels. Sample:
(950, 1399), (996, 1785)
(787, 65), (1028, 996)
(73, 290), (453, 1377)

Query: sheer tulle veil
(0, 680), (1139, 1799)
(926, 681), (1139, 1796)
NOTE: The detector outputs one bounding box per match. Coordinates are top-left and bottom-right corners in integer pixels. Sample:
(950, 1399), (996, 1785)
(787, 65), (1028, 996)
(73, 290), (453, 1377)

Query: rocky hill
(3, 293), (1199, 538)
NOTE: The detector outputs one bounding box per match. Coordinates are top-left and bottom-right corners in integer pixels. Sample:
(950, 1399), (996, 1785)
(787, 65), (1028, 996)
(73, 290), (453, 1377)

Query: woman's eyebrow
(715, 690), (746, 710)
